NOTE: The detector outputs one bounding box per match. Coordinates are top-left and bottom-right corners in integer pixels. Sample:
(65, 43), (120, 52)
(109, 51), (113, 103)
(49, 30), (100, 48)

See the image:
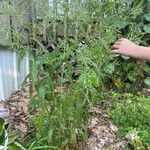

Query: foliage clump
(1, 0), (150, 149)
(108, 92), (150, 148)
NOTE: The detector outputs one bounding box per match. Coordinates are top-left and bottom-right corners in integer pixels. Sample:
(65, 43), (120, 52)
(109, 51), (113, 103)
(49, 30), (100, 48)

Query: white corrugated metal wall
(0, 0), (32, 101)
(0, 48), (29, 101)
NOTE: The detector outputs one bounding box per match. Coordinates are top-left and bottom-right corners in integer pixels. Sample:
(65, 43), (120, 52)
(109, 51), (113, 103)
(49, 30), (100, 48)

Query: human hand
(111, 38), (138, 57)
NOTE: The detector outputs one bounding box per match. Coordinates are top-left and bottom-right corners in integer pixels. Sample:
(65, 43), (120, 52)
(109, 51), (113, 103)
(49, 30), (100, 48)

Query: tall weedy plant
(2, 0), (148, 149)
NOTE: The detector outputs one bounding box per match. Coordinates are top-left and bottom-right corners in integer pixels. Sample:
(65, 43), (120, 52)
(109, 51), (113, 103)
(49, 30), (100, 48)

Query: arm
(111, 38), (150, 61)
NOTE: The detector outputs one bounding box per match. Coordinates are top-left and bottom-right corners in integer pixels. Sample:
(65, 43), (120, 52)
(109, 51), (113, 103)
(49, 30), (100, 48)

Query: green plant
(2, 0), (150, 149)
(108, 93), (150, 148)
(0, 118), (27, 150)
(0, 118), (52, 150)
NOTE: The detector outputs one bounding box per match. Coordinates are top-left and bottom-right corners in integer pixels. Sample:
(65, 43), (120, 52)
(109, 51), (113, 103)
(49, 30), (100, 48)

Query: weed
(1, 0), (150, 149)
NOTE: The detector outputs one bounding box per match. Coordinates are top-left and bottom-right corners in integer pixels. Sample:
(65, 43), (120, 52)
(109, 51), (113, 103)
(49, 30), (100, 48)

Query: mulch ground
(0, 84), (125, 150)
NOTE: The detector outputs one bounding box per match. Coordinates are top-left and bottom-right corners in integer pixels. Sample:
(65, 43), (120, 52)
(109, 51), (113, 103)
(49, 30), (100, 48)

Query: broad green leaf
(105, 64), (115, 75)
(127, 73), (136, 82)
(144, 13), (150, 22)
(143, 64), (150, 73)
(117, 20), (129, 29)
(144, 78), (150, 86)
(143, 24), (150, 33)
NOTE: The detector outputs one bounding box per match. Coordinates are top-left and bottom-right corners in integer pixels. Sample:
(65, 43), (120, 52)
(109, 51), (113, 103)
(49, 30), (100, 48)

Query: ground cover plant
(1, 0), (150, 149)
(106, 92), (150, 149)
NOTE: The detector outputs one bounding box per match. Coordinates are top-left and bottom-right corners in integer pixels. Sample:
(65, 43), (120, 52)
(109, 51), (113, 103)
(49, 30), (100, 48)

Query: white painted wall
(0, 48), (29, 101)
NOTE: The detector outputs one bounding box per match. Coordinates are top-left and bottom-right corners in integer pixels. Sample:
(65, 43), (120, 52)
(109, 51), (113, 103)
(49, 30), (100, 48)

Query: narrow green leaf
(31, 57), (38, 85)
(0, 119), (5, 145)
(9, 142), (26, 150)
(38, 86), (46, 109)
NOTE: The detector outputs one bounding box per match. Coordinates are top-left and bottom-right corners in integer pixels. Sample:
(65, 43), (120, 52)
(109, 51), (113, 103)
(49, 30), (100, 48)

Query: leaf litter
(0, 85), (125, 150)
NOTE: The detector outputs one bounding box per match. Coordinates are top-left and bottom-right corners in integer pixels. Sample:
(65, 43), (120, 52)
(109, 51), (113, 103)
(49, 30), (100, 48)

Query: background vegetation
(1, 0), (150, 149)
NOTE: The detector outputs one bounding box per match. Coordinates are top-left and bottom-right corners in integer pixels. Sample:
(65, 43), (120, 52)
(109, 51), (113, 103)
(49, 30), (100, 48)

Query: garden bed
(1, 85), (126, 150)
(1, 1), (150, 149)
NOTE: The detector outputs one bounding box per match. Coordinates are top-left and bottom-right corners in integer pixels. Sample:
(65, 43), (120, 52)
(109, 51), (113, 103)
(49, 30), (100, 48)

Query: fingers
(111, 41), (121, 54)
(112, 40), (122, 48)
(114, 38), (125, 45)
(111, 38), (128, 55)
(115, 38), (126, 44)
(111, 38), (126, 54)
(111, 49), (120, 54)
(118, 38), (125, 42)
(112, 40), (121, 49)
(111, 38), (125, 50)
(112, 44), (120, 49)
(115, 41), (120, 45)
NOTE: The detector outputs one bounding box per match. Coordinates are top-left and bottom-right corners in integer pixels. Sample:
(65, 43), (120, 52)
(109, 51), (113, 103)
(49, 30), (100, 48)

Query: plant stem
(64, 0), (68, 50)
(53, 0), (57, 43)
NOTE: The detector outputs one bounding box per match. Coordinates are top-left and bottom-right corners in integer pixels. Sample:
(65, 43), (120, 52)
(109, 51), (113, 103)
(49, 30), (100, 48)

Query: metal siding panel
(1, 50), (15, 100)
(1, 50), (8, 99)
(7, 51), (15, 98)
(18, 54), (29, 86)
(18, 54), (29, 87)
(0, 53), (4, 100)
(1, 51), (7, 99)
(13, 52), (18, 89)
(7, 52), (11, 97)
(0, 48), (29, 101)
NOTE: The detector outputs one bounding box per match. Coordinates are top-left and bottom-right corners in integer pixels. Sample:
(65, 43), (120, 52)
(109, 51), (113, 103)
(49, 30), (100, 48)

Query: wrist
(132, 45), (150, 60)
(129, 45), (140, 58)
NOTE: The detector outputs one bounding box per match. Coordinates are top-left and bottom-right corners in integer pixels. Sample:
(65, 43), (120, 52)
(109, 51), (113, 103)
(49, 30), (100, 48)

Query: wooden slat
(0, 0), (11, 46)
(0, 0), (35, 46)
(0, 0), (50, 46)
(11, 0), (33, 45)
